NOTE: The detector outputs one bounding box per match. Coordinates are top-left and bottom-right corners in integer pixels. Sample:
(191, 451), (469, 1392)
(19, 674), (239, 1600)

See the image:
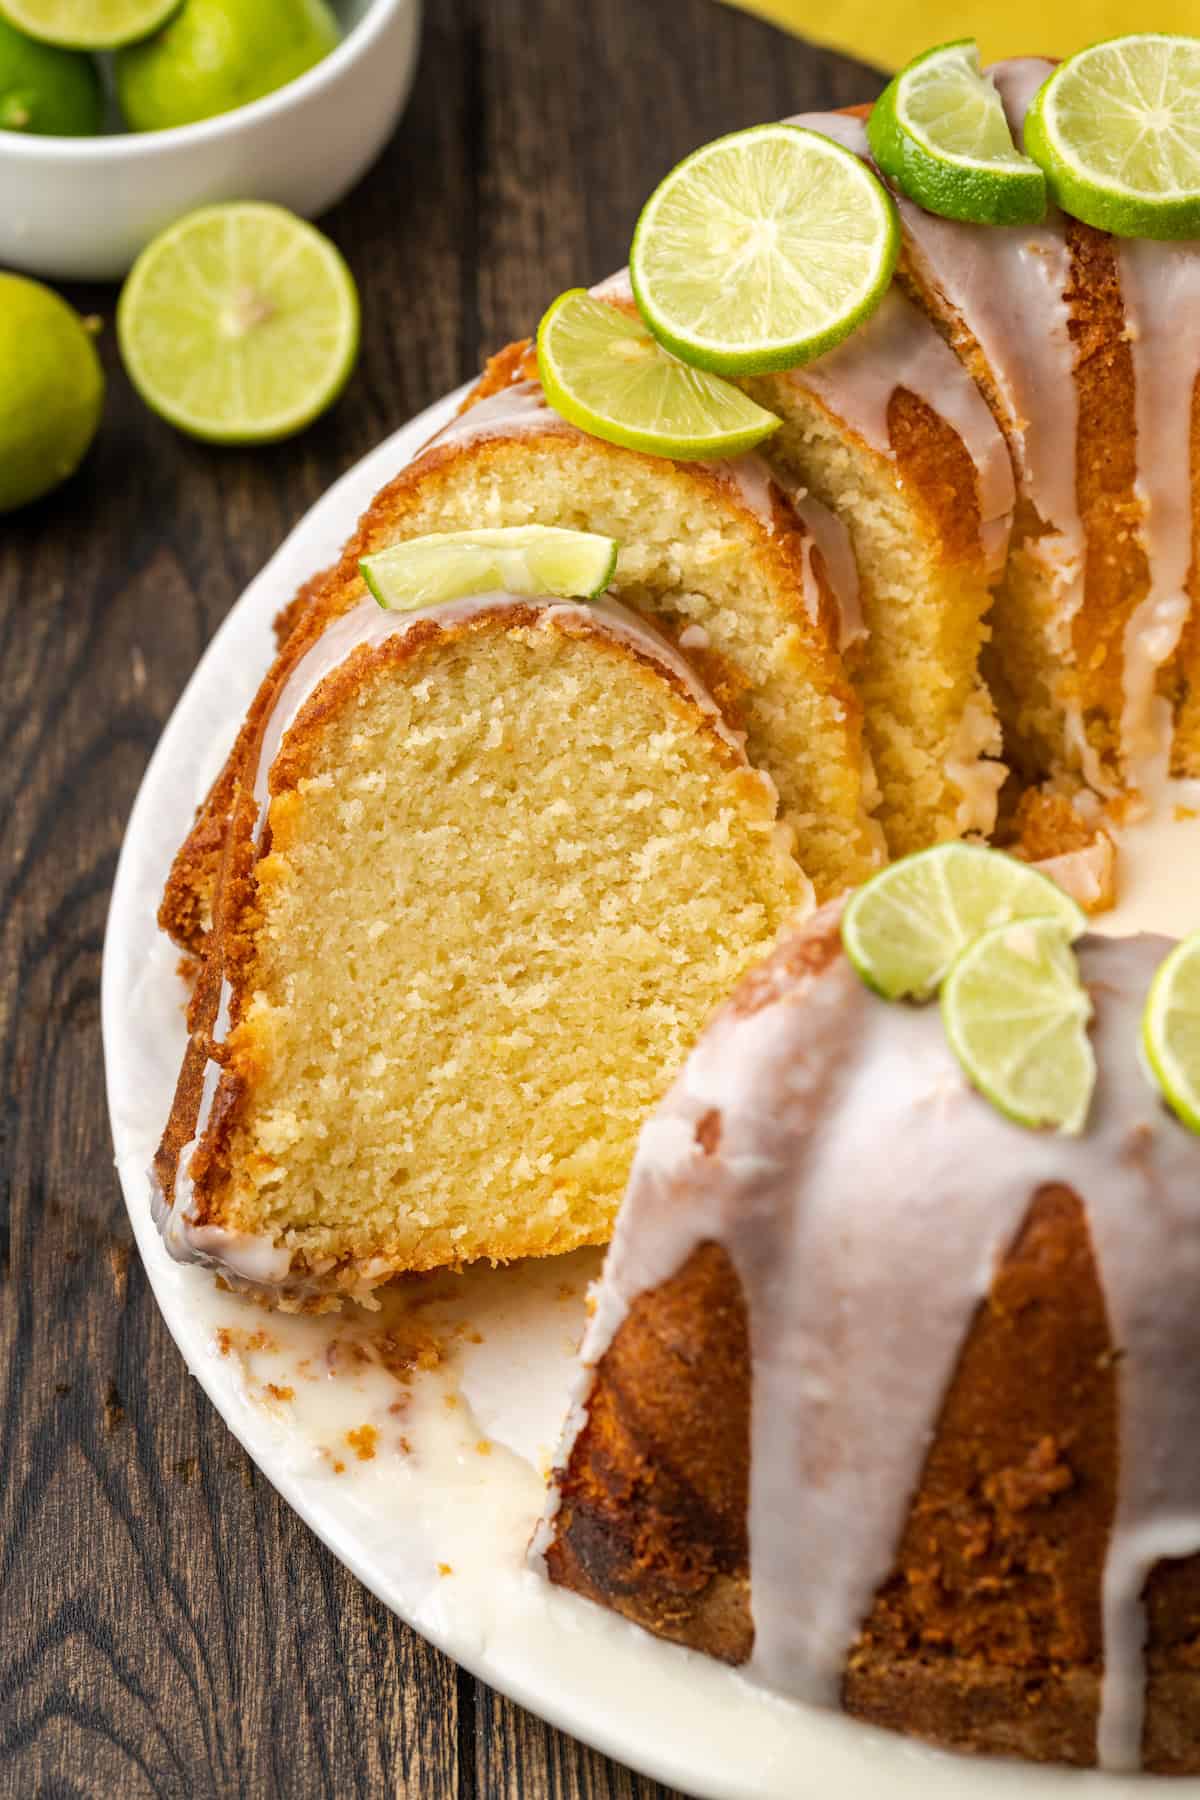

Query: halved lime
(842, 842), (1087, 1002)
(941, 918), (1095, 1134)
(361, 526), (619, 612)
(628, 122), (898, 375)
(1025, 34), (1200, 240)
(117, 203), (359, 445)
(0, 0), (180, 49)
(867, 39), (1046, 226)
(1142, 933), (1200, 1132)
(536, 289), (780, 461)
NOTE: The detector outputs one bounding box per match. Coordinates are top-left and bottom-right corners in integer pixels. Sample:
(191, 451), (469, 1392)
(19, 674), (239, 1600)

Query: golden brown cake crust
(547, 1184), (1200, 1772)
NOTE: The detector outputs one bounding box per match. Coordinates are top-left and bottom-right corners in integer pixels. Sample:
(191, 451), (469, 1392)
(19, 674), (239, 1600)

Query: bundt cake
(537, 905), (1200, 1774)
(158, 354), (883, 956)
(152, 592), (807, 1302)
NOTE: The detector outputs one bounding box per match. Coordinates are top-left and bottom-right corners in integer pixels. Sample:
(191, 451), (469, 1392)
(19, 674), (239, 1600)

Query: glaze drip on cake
(544, 916), (1200, 1772)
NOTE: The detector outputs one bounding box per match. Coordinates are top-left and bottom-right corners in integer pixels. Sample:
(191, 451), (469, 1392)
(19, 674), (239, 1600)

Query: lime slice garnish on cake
(628, 122), (898, 374)
(941, 918), (1095, 1134)
(361, 526), (619, 611)
(536, 289), (780, 460)
(1142, 934), (1200, 1132)
(867, 39), (1047, 226)
(0, 0), (180, 49)
(842, 843), (1088, 1002)
(117, 202), (359, 444)
(1025, 34), (1200, 239)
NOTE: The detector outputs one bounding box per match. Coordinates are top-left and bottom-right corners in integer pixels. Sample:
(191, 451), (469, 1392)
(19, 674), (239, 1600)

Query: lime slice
(0, 0), (180, 49)
(941, 918), (1095, 1134)
(1025, 34), (1200, 240)
(536, 289), (780, 461)
(361, 527), (619, 612)
(0, 14), (102, 132)
(867, 39), (1047, 227)
(628, 122), (898, 375)
(117, 203), (359, 445)
(1142, 933), (1200, 1132)
(842, 843), (1088, 1002)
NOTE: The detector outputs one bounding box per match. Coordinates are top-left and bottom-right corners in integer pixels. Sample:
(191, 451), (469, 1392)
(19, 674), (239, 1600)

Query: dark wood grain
(0, 2), (882, 1793)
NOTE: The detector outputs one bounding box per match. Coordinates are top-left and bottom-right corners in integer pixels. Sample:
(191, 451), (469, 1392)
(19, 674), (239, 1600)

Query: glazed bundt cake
(152, 593), (807, 1302)
(158, 355), (882, 956)
(537, 905), (1200, 1774)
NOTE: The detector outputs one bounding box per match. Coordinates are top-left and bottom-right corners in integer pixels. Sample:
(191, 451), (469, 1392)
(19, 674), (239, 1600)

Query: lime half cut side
(1142, 933), (1200, 1133)
(1025, 34), (1200, 239)
(842, 842), (1088, 1002)
(867, 39), (1047, 226)
(362, 527), (619, 612)
(941, 918), (1096, 1134)
(536, 289), (780, 461)
(117, 203), (359, 444)
(629, 122), (898, 375)
(0, 0), (181, 49)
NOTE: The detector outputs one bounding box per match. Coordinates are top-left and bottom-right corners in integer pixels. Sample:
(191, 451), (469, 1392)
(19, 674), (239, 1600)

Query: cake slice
(153, 592), (808, 1305)
(160, 350), (879, 954)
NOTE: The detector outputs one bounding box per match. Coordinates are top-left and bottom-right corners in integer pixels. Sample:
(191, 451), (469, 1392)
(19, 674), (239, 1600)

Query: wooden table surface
(0, 3), (881, 1792)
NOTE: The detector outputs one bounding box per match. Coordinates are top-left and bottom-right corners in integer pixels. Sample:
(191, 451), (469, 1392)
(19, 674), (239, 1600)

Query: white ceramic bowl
(0, 0), (421, 283)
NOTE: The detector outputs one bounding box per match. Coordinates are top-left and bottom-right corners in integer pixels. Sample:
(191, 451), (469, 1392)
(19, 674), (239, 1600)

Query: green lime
(1025, 34), (1200, 239)
(842, 843), (1087, 1002)
(628, 122), (898, 375)
(941, 918), (1095, 1135)
(1142, 933), (1200, 1133)
(117, 202), (359, 444)
(114, 0), (339, 131)
(867, 39), (1046, 227)
(536, 289), (780, 461)
(0, 0), (178, 49)
(361, 526), (620, 612)
(0, 13), (102, 130)
(0, 272), (104, 513)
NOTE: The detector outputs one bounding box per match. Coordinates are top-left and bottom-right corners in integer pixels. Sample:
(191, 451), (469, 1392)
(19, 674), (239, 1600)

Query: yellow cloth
(727, 0), (1196, 72)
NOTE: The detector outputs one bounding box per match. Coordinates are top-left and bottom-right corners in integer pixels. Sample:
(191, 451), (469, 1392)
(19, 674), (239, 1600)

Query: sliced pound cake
(153, 593), (808, 1305)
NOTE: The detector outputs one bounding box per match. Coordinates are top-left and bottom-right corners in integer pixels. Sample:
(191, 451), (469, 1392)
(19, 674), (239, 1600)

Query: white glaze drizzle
(1115, 239), (1200, 775)
(559, 917), (1200, 1772)
(789, 491), (864, 651)
(153, 593), (768, 1284)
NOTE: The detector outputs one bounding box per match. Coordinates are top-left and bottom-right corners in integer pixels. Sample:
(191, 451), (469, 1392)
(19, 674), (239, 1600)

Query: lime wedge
(536, 289), (780, 460)
(941, 918), (1095, 1134)
(117, 203), (359, 444)
(361, 527), (619, 612)
(1142, 933), (1200, 1132)
(628, 122), (898, 375)
(1025, 34), (1200, 239)
(0, 0), (180, 49)
(867, 39), (1047, 226)
(842, 843), (1087, 1002)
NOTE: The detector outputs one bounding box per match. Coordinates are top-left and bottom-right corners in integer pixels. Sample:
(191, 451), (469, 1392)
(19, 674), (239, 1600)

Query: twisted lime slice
(629, 122), (898, 374)
(942, 918), (1095, 1134)
(0, 0), (180, 49)
(1142, 933), (1200, 1132)
(361, 527), (618, 612)
(868, 39), (1046, 226)
(536, 289), (779, 460)
(117, 203), (359, 444)
(842, 842), (1087, 1002)
(1025, 34), (1200, 239)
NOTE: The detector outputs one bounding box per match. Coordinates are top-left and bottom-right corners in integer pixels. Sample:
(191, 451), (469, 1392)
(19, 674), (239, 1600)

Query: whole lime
(0, 14), (103, 134)
(0, 273), (105, 513)
(114, 0), (340, 132)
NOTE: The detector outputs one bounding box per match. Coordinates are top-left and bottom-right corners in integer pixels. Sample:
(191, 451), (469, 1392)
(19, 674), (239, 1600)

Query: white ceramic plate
(102, 390), (1192, 1799)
